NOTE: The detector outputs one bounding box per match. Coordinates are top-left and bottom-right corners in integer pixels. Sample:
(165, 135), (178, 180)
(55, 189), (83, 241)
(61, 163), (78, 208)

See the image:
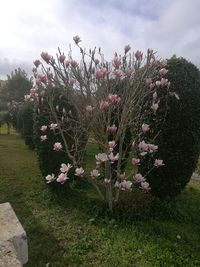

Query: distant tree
(0, 80), (7, 111)
(0, 68), (33, 102)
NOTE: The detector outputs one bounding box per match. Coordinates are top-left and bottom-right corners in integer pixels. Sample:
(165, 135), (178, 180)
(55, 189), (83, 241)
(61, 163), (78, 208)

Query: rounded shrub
(141, 57), (200, 197)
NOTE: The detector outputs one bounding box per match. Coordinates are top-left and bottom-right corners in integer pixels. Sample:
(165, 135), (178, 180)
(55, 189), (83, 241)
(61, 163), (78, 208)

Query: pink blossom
(138, 141), (148, 155)
(40, 125), (47, 132)
(124, 44), (131, 54)
(154, 159), (165, 168)
(135, 50), (142, 60)
(149, 58), (156, 67)
(94, 58), (100, 65)
(85, 105), (94, 113)
(95, 153), (108, 164)
(134, 173), (145, 183)
(45, 174), (56, 183)
(59, 55), (66, 63)
(91, 169), (100, 179)
(151, 102), (159, 114)
(112, 56), (121, 69)
(96, 68), (107, 80)
(50, 123), (58, 130)
(108, 141), (116, 152)
(24, 95), (31, 101)
(75, 167), (84, 177)
(99, 100), (109, 111)
(107, 124), (117, 134)
(146, 78), (152, 88)
(62, 108), (66, 115)
(148, 144), (158, 153)
(40, 135), (47, 142)
(30, 88), (37, 97)
(125, 67), (134, 77)
(104, 178), (111, 184)
(30, 88), (36, 95)
(159, 68), (168, 76)
(108, 94), (121, 105)
(57, 173), (69, 184)
(160, 78), (168, 87)
(153, 91), (157, 101)
(113, 69), (123, 79)
(65, 60), (70, 68)
(73, 35), (81, 44)
(36, 78), (41, 85)
(155, 81), (161, 87)
(38, 74), (47, 84)
(142, 123), (150, 133)
(141, 181), (150, 191)
(70, 60), (78, 68)
(69, 78), (76, 87)
(118, 180), (132, 190)
(41, 52), (51, 63)
(60, 163), (72, 173)
(33, 59), (41, 68)
(53, 142), (62, 151)
(132, 158), (140, 166)
(108, 152), (119, 163)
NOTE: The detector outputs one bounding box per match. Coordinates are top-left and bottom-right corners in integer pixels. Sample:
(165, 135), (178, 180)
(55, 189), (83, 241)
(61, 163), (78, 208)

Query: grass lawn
(0, 130), (200, 266)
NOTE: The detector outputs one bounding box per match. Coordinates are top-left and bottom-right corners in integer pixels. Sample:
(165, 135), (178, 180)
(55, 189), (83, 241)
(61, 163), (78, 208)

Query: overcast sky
(0, 0), (199, 79)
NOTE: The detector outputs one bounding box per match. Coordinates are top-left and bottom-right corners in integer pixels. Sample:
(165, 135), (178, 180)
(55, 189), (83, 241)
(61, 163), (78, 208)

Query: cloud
(0, 58), (32, 80)
(0, 0), (199, 78)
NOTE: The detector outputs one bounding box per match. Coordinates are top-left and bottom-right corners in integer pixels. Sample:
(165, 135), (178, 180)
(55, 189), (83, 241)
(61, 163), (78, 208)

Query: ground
(0, 129), (200, 266)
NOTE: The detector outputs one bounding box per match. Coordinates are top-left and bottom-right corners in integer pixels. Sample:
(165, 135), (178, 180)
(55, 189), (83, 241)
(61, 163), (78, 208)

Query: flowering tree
(26, 36), (179, 211)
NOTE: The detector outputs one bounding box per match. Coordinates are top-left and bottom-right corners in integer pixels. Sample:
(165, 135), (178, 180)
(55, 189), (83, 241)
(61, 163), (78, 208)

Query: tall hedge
(17, 102), (35, 149)
(34, 89), (88, 178)
(141, 57), (200, 197)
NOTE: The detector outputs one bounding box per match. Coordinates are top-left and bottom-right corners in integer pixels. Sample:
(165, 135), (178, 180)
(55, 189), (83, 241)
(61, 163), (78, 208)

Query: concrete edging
(0, 203), (28, 266)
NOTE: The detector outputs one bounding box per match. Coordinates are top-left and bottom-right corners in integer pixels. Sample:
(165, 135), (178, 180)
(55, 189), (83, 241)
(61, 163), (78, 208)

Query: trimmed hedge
(141, 57), (200, 197)
(17, 102), (35, 149)
(34, 94), (73, 177)
(34, 89), (88, 178)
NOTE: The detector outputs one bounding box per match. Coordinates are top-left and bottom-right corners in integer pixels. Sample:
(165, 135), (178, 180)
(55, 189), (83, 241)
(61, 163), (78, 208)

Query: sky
(0, 0), (200, 79)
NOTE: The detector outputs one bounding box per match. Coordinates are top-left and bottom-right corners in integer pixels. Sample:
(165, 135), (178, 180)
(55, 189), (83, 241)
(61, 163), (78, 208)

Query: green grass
(0, 131), (200, 266)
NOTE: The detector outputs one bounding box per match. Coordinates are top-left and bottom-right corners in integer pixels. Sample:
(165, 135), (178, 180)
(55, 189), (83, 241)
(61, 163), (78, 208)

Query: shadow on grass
(46, 178), (200, 225)
(7, 202), (68, 267)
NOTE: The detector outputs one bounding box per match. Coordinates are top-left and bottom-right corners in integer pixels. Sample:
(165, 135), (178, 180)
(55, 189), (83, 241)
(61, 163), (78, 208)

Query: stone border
(0, 203), (28, 266)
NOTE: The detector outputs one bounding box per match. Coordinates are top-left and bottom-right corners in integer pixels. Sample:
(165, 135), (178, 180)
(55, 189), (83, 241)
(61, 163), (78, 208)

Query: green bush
(34, 89), (88, 178)
(17, 102), (35, 149)
(141, 57), (200, 197)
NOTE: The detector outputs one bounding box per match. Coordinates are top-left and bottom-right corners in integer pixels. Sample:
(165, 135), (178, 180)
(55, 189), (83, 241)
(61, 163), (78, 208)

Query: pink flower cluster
(134, 173), (150, 191)
(138, 140), (158, 156)
(100, 94), (121, 111)
(40, 123), (60, 143)
(149, 67), (171, 114)
(96, 68), (107, 80)
(107, 124), (117, 135)
(24, 88), (39, 102)
(46, 162), (85, 185)
(115, 180), (132, 190)
(53, 142), (62, 151)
